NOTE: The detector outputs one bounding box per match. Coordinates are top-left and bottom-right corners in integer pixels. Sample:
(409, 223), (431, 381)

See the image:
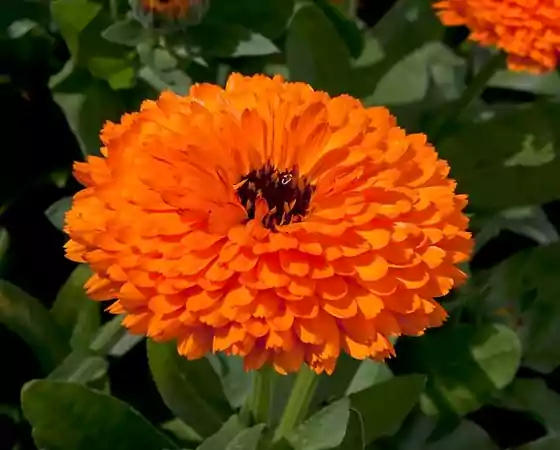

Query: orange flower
(434, 0), (560, 73)
(64, 74), (472, 375)
(140, 0), (207, 21)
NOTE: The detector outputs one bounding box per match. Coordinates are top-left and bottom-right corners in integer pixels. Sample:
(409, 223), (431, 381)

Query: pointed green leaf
(45, 196), (72, 231)
(0, 227), (9, 274)
(437, 102), (560, 211)
(489, 70), (560, 96)
(397, 324), (521, 416)
(0, 280), (69, 373)
(47, 315), (139, 386)
(426, 420), (499, 450)
(208, 354), (254, 409)
(197, 415), (245, 450)
(350, 374), (426, 444)
(346, 360), (393, 395)
(336, 409), (365, 450)
(52, 72), (127, 156)
(474, 243), (560, 373)
(231, 32), (279, 57)
(288, 398), (350, 450)
(51, 264), (100, 349)
(50, 0), (102, 57)
(21, 380), (179, 449)
(147, 340), (233, 437)
(498, 379), (560, 433)
(161, 418), (203, 446)
(48, 351), (108, 386)
(204, 0), (294, 39)
(518, 436), (560, 450)
(313, 0), (363, 58)
(286, 3), (352, 95)
(351, 0), (443, 98)
(102, 19), (150, 47)
(51, 0), (136, 87)
(226, 424), (266, 450)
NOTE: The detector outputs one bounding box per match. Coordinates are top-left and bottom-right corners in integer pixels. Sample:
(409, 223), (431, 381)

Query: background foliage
(2, 0), (560, 449)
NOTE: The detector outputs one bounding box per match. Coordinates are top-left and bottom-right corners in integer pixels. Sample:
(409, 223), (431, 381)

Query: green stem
(109, 0), (119, 20)
(273, 366), (319, 442)
(430, 52), (506, 143)
(250, 366), (273, 425)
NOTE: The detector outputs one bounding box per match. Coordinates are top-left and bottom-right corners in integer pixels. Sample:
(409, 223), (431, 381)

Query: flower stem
(109, 0), (119, 20)
(430, 51), (506, 143)
(249, 366), (273, 425)
(273, 366), (319, 442)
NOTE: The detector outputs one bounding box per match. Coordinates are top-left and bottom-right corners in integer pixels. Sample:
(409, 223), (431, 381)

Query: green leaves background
(3, 0), (560, 449)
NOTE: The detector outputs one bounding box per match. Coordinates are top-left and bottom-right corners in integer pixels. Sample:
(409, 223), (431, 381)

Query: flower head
(137, 0), (208, 25)
(434, 0), (560, 73)
(64, 74), (472, 375)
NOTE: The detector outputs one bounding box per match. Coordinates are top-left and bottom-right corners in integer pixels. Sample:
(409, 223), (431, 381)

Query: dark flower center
(236, 162), (315, 230)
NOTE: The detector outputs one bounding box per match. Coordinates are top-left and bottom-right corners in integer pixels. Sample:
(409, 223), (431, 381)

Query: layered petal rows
(64, 74), (472, 375)
(435, 0), (560, 73)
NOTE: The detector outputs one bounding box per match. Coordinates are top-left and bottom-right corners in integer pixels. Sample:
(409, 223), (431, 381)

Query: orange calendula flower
(139, 0), (208, 23)
(434, 0), (560, 73)
(64, 74), (472, 375)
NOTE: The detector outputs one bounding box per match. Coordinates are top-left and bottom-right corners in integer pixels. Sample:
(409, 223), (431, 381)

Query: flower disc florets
(64, 73), (472, 374)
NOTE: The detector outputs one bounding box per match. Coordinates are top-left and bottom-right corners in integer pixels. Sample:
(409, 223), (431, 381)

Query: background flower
(434, 0), (560, 73)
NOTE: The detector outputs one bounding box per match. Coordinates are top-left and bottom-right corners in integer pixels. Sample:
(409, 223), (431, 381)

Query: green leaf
(21, 380), (179, 450)
(473, 206), (558, 255)
(197, 415), (245, 450)
(364, 42), (463, 107)
(50, 0), (102, 58)
(426, 420), (499, 450)
(51, 0), (136, 87)
(226, 424), (266, 450)
(397, 324), (521, 416)
(313, 0), (363, 58)
(286, 2), (352, 95)
(311, 353), (362, 409)
(147, 340), (233, 438)
(187, 24), (278, 59)
(161, 418), (203, 446)
(310, 355), (392, 413)
(51, 66), (126, 156)
(336, 409), (365, 450)
(518, 436), (560, 450)
(68, 301), (100, 351)
(0, 227), (9, 273)
(45, 196), (72, 231)
(48, 315), (140, 385)
(350, 374), (426, 444)
(498, 378), (560, 433)
(203, 0), (294, 39)
(102, 19), (150, 47)
(138, 65), (192, 95)
(346, 360), (393, 395)
(287, 398), (350, 450)
(437, 102), (560, 211)
(48, 351), (108, 388)
(480, 243), (560, 373)
(136, 43), (192, 95)
(208, 354), (254, 409)
(351, 0), (443, 98)
(51, 265), (100, 347)
(230, 32), (279, 57)
(0, 280), (69, 373)
(489, 70), (560, 96)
